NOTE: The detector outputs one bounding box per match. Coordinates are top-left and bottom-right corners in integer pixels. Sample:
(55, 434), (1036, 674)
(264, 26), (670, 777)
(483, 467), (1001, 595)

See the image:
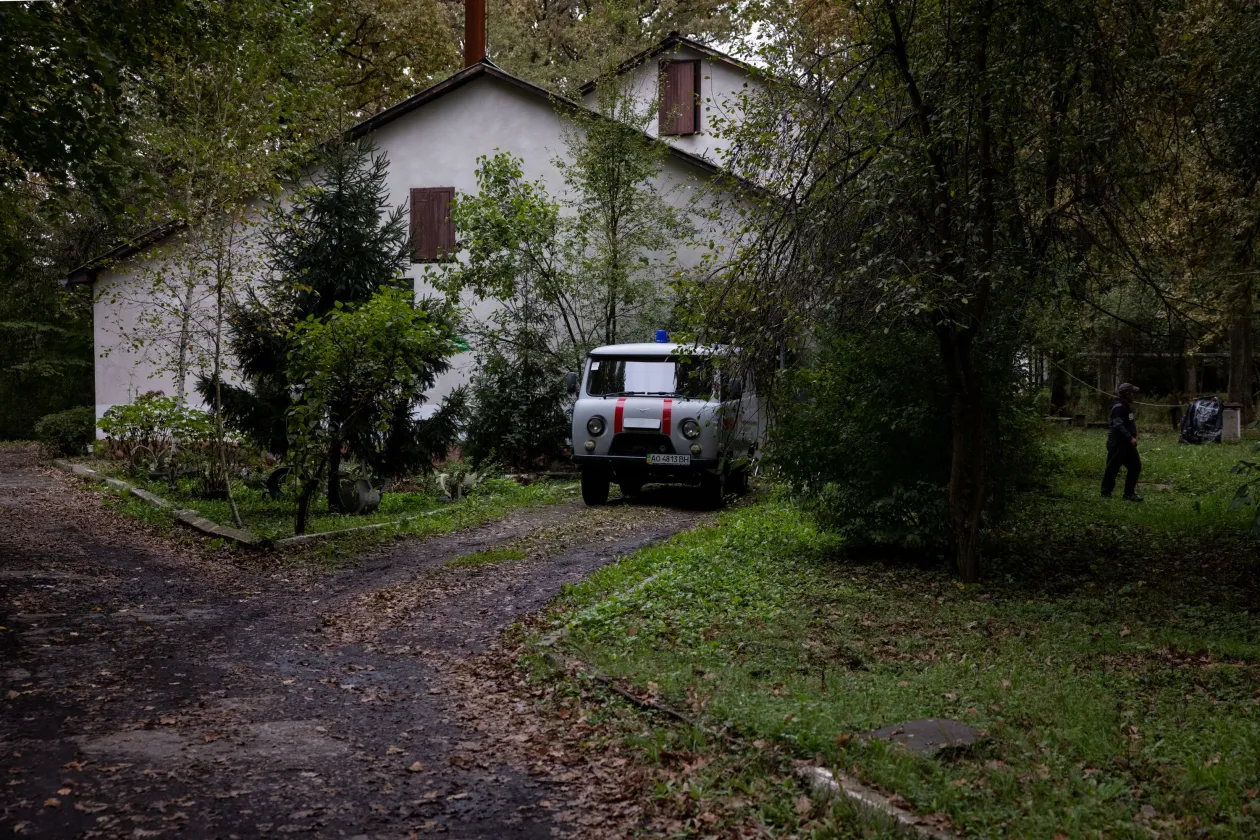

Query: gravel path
(0, 446), (711, 838)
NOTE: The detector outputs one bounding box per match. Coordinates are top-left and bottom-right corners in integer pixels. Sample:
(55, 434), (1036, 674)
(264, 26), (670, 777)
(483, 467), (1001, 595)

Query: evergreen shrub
(771, 329), (1048, 554)
(464, 349), (570, 471)
(34, 406), (95, 457)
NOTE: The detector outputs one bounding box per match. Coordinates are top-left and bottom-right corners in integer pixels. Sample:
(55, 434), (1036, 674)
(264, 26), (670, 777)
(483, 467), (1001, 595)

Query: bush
(464, 348), (570, 470)
(770, 328), (1047, 553)
(97, 392), (248, 487)
(97, 393), (186, 473)
(34, 406), (96, 457)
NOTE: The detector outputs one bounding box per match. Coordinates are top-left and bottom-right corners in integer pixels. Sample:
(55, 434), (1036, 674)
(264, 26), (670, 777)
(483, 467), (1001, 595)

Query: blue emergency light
(655, 329), (669, 343)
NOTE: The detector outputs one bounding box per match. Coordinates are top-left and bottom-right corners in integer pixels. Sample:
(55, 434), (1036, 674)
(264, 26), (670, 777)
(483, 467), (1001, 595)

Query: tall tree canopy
(702, 0), (1163, 579)
(489, 0), (737, 93)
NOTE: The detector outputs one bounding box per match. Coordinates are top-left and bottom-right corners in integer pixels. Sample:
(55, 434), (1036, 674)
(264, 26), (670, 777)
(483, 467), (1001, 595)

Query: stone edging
(270, 509), (444, 548)
(797, 766), (959, 840)
(51, 459), (260, 546)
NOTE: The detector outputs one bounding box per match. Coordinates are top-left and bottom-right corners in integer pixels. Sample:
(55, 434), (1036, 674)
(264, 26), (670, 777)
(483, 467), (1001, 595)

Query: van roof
(588, 342), (718, 357)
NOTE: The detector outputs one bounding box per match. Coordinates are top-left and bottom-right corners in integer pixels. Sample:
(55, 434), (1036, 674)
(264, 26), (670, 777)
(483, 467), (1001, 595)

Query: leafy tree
(441, 81), (689, 376)
(0, 0), (204, 200)
(703, 0), (1160, 580)
(1157, 0), (1260, 419)
(286, 288), (458, 533)
(0, 184), (98, 439)
(559, 83), (689, 347)
(317, 0), (460, 113)
(434, 154), (571, 467)
(438, 87), (690, 465)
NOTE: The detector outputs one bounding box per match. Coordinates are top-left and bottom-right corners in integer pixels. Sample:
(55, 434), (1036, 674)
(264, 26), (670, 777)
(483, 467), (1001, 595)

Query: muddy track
(0, 447), (712, 838)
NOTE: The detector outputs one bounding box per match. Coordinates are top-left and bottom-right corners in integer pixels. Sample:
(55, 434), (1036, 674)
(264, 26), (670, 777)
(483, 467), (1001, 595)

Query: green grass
(84, 461), (575, 542)
(82, 459), (578, 562)
(534, 430), (1260, 838)
(446, 546), (528, 568)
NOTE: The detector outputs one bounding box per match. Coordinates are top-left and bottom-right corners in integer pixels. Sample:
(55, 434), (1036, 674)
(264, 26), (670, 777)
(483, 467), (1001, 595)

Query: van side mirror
(565, 371), (578, 395)
(727, 377), (743, 401)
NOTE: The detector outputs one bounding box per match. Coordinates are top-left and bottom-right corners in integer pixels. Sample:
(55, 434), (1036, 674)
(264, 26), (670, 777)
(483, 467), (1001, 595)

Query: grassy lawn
(83, 461), (577, 543)
(533, 429), (1260, 838)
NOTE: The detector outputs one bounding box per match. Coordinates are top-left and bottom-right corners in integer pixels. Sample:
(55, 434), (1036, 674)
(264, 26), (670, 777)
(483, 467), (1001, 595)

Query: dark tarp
(1179, 396), (1223, 444)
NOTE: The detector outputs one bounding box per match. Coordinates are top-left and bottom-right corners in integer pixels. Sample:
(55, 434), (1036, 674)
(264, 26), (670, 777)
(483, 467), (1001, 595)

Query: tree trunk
(295, 457), (328, 535)
(212, 272), (243, 529)
(1228, 282), (1253, 422)
(295, 475), (320, 536)
(174, 281), (197, 407)
(1049, 356), (1068, 412)
(327, 438), (343, 512)
(940, 330), (986, 583)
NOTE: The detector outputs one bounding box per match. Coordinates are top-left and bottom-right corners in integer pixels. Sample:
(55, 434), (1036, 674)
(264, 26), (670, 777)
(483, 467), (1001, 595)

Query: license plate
(647, 454), (690, 466)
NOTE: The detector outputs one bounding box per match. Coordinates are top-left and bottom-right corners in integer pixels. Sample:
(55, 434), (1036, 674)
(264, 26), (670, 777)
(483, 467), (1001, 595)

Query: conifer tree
(219, 140), (461, 510)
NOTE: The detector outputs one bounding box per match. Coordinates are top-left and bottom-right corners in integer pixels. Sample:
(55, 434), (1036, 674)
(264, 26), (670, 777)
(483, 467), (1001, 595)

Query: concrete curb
(51, 459), (260, 546)
(797, 766), (959, 840)
(51, 460), (565, 549)
(270, 508), (444, 548)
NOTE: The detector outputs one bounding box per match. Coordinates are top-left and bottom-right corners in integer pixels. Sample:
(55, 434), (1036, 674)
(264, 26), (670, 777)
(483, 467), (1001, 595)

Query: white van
(567, 335), (764, 507)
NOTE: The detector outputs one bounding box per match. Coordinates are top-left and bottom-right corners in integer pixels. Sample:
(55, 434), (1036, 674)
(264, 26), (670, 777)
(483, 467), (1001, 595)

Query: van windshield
(585, 356), (714, 399)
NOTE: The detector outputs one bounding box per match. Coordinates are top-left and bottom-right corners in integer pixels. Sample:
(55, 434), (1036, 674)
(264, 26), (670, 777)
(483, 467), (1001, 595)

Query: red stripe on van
(614, 397), (626, 433)
(662, 398), (672, 435)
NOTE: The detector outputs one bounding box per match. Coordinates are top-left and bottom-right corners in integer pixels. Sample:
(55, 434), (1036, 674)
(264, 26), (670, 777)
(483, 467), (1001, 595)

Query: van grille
(609, 433), (675, 457)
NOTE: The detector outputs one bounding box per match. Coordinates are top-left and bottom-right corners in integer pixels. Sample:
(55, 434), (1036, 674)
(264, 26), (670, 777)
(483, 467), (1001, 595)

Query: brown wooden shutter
(410, 187), (456, 262)
(658, 60), (700, 136)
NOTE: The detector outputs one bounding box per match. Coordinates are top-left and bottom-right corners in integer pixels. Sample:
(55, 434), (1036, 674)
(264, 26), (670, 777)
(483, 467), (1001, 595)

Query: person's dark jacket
(1108, 399), (1137, 448)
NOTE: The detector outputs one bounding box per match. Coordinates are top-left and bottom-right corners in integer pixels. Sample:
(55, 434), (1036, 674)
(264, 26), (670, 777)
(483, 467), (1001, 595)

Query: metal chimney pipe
(464, 0), (486, 66)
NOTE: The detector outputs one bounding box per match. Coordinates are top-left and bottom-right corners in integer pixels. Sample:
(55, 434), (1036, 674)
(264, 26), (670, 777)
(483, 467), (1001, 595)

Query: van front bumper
(572, 454), (720, 473)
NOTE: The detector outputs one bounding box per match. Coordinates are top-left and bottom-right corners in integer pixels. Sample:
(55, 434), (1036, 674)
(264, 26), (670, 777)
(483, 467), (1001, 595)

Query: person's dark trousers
(1102, 442), (1142, 497)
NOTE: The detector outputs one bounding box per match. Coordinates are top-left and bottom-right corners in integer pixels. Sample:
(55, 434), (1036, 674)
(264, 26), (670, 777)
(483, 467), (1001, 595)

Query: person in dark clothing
(1102, 383), (1143, 501)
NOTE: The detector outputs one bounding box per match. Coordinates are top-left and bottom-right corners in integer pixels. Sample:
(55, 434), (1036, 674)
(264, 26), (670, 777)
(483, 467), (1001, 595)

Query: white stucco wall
(91, 218), (267, 424)
(580, 45), (761, 166)
(90, 71), (742, 428)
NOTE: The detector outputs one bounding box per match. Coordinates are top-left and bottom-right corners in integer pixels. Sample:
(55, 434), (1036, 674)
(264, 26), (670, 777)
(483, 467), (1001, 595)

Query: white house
(66, 12), (764, 424)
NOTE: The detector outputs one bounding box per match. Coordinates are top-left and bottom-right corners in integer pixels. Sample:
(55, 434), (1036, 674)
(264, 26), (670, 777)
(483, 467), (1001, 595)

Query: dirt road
(0, 447), (710, 838)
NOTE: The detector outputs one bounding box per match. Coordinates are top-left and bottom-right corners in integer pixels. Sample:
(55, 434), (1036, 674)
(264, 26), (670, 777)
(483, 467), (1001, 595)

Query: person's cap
(1117, 383), (1140, 395)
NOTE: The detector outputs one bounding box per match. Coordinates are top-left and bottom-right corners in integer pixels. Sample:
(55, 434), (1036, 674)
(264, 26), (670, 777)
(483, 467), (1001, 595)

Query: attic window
(659, 60), (700, 136)
(410, 187), (456, 262)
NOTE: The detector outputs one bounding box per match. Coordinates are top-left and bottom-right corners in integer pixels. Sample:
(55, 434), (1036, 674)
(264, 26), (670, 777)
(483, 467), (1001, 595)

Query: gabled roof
(577, 32), (761, 97)
(66, 59), (731, 287)
(64, 220), (187, 287)
(348, 59), (725, 180)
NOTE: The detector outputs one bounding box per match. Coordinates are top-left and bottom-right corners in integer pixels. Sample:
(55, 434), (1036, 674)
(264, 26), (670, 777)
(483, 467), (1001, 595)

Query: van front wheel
(701, 472), (725, 509)
(581, 468), (610, 506)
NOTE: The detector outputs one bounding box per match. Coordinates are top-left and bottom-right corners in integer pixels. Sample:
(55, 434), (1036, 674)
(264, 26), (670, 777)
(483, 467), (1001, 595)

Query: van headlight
(680, 418), (701, 439)
(587, 415), (606, 436)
